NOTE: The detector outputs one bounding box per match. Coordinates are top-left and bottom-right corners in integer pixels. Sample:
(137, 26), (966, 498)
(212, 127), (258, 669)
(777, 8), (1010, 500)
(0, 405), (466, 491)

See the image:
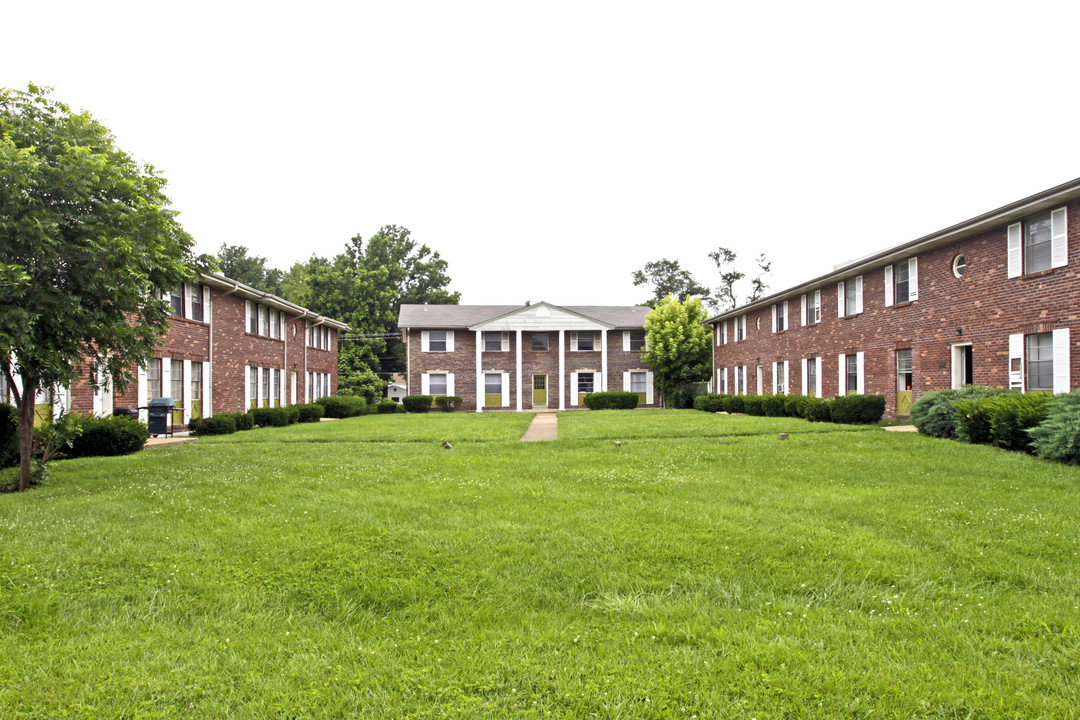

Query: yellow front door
(897, 390), (913, 416)
(532, 375), (547, 407)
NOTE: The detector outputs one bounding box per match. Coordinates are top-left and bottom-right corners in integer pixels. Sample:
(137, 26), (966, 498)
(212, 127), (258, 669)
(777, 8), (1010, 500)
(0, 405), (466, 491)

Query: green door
(533, 375), (547, 407)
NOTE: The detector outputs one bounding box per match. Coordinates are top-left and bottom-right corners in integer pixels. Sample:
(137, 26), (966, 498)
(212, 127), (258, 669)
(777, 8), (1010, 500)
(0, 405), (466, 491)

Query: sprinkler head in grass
(778, 433), (789, 440)
(442, 441), (453, 449)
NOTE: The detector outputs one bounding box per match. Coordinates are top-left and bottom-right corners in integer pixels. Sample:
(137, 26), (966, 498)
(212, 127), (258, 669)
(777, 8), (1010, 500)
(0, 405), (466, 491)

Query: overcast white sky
(5, 1), (1080, 308)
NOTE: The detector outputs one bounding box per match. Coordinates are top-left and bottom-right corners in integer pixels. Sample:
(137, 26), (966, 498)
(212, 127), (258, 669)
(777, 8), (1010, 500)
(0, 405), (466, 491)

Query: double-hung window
(169, 288), (184, 317)
(189, 284), (204, 322)
(628, 330), (646, 351)
(428, 331), (447, 352)
(1026, 333), (1053, 391)
(170, 360), (183, 401)
(806, 357), (818, 397)
(483, 331), (505, 352)
(248, 303), (259, 334)
(574, 332), (595, 351)
(838, 276), (863, 317)
(577, 372), (594, 395)
(735, 315), (746, 342)
(1008, 208), (1068, 277)
(773, 361), (787, 394)
(251, 367), (259, 408)
(261, 368), (270, 407)
(885, 259), (919, 306)
(429, 373), (448, 396)
(532, 333), (549, 351)
(846, 355), (859, 394)
(802, 290), (821, 326)
(148, 359), (162, 400)
(772, 302), (787, 333)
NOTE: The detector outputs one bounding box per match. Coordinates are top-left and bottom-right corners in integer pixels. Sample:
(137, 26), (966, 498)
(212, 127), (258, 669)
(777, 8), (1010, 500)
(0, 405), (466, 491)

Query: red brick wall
(713, 199), (1080, 417)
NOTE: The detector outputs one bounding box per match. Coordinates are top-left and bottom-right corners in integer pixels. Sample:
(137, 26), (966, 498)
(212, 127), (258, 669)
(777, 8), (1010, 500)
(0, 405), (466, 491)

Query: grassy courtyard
(1, 410), (1078, 718)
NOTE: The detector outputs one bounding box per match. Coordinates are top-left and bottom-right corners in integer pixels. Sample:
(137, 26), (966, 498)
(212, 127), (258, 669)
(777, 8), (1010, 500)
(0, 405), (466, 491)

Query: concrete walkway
(883, 425), (918, 432)
(145, 435), (198, 448)
(521, 411), (559, 441)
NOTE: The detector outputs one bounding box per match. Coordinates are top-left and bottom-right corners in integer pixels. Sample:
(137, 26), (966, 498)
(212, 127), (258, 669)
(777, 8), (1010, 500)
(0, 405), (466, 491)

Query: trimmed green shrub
(784, 395), (802, 418)
(283, 405), (301, 425)
(67, 415), (148, 458)
(0, 403), (17, 468)
(801, 397), (832, 422)
(910, 386), (1014, 439)
(584, 391), (639, 410)
(402, 395), (433, 413)
(721, 395), (744, 414)
(377, 399), (402, 414)
(953, 398), (994, 444)
(1029, 390), (1080, 464)
(986, 393), (1052, 453)
(435, 395), (464, 412)
(235, 412), (255, 431)
(250, 406), (296, 428)
(189, 414), (237, 436)
(830, 394), (886, 424)
(761, 394), (786, 417)
(693, 394), (725, 413)
(316, 395), (367, 418)
(742, 395), (765, 416)
(298, 404), (325, 423)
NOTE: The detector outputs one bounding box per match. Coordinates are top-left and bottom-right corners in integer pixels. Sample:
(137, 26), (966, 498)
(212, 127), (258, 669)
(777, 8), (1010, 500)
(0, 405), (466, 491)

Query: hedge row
(189, 396), (375, 437)
(583, 391), (639, 410)
(693, 393), (886, 424)
(1, 408), (149, 465)
(911, 386), (1079, 463)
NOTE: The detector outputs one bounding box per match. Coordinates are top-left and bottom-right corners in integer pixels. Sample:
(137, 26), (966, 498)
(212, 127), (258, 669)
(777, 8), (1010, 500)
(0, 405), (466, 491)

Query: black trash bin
(147, 397), (175, 437)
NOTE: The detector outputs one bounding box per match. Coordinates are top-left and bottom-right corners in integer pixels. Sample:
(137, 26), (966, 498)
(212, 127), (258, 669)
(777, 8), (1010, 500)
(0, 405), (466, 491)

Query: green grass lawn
(2, 410), (1078, 718)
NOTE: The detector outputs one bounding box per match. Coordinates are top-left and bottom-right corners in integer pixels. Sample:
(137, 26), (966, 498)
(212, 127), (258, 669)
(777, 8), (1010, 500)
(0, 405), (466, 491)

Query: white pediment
(470, 302), (612, 331)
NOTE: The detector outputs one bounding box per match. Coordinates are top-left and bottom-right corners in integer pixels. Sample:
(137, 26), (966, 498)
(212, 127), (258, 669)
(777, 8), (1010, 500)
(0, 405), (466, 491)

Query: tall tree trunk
(17, 373), (36, 492)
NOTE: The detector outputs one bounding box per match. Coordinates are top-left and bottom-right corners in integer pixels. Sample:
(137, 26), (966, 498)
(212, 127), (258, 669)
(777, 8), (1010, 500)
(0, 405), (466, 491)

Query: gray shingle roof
(398, 304), (651, 329)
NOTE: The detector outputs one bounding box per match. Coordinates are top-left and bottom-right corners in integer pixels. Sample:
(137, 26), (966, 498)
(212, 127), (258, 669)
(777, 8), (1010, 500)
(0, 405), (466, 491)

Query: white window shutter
(182, 283), (192, 318)
(855, 276), (863, 314)
(446, 373), (455, 397)
(800, 295), (807, 325)
(838, 353), (846, 396)
(772, 362), (778, 391)
(501, 372), (510, 407)
(645, 372), (654, 405)
(816, 357), (823, 397)
(160, 358), (171, 400)
(245, 300), (253, 331)
(772, 305), (777, 333)
(783, 361), (789, 394)
(755, 365), (762, 394)
(622, 371), (630, 391)
(570, 372), (579, 405)
(280, 368), (287, 405)
(446, 331), (455, 352)
(721, 321), (728, 344)
(1007, 222), (1023, 278)
(624, 331), (631, 351)
(304, 371), (310, 403)
(884, 265), (894, 307)
(856, 352), (865, 394)
(421, 331), (430, 352)
(801, 358), (808, 395)
(908, 257), (919, 300)
(837, 281), (845, 317)
(813, 290), (821, 322)
(570, 332), (578, 351)
(1008, 333), (1024, 389)
(502, 332), (510, 352)
(421, 373), (430, 395)
(1053, 328), (1071, 393)
(783, 302), (788, 329)
(203, 286), (211, 321)
(1051, 207), (1068, 269)
(742, 366), (749, 395)
(722, 368), (728, 394)
(182, 359), (192, 421)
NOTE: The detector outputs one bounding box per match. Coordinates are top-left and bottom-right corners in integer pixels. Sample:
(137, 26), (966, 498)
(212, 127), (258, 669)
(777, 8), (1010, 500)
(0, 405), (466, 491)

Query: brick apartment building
(2, 272), (347, 426)
(397, 303), (658, 411)
(707, 178), (1078, 418)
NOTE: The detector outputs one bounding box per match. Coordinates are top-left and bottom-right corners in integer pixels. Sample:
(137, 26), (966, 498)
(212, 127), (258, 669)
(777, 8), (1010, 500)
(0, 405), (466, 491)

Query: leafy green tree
(0, 85), (195, 491)
(710, 246), (772, 311)
(216, 243), (284, 295)
(640, 296), (712, 406)
(632, 258), (712, 308)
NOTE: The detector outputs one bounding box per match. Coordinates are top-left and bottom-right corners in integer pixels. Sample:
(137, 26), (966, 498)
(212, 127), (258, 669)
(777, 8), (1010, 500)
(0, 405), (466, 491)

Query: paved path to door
(521, 411), (559, 441)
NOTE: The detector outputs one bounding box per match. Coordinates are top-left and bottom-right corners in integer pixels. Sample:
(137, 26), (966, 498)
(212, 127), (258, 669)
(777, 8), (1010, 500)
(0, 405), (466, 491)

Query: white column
(558, 329), (565, 411)
(475, 330), (483, 413)
(601, 329), (609, 391)
(515, 329), (522, 412)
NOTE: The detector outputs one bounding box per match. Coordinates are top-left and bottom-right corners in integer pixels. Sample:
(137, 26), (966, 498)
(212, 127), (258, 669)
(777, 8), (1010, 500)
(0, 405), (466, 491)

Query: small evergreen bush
(584, 391), (639, 410)
(403, 395), (433, 413)
(283, 405), (301, 425)
(801, 397), (832, 422)
(67, 415), (148, 458)
(236, 411), (255, 431)
(761, 394), (786, 417)
(721, 395), (744, 414)
(298, 404), (325, 422)
(742, 395), (765, 416)
(0, 404), (17, 468)
(435, 395), (464, 412)
(250, 407), (274, 428)
(316, 395), (367, 418)
(952, 398), (994, 444)
(784, 395), (803, 418)
(910, 386), (1014, 439)
(1029, 390), (1080, 464)
(830, 394), (886, 424)
(189, 415), (237, 436)
(377, 399), (402, 414)
(693, 394), (725, 412)
(987, 393), (1052, 453)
